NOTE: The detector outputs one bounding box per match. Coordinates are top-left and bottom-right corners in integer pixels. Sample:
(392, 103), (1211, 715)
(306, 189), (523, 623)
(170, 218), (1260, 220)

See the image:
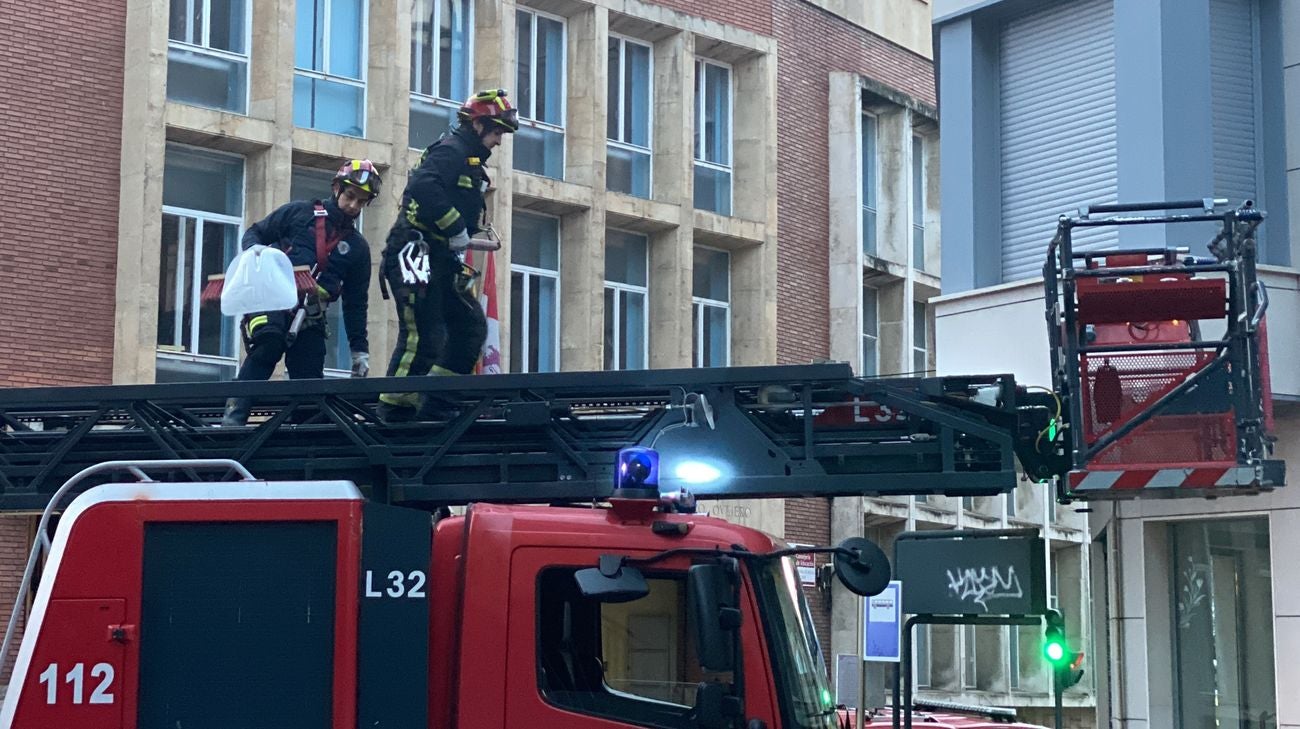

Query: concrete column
(729, 52), (778, 367)
(828, 73), (864, 371)
(876, 279), (905, 378)
(476, 0), (517, 367)
(556, 6), (607, 371)
(648, 31), (693, 369)
(829, 498), (864, 675)
(242, 0), (296, 223)
(112, 0), (170, 384)
(876, 107), (910, 267)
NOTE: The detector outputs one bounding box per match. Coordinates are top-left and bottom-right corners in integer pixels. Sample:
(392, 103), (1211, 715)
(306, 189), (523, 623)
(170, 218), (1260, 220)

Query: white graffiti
(945, 566), (1023, 609)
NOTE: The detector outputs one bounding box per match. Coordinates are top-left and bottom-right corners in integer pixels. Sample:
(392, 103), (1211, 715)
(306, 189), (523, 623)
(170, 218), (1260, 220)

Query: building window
(294, 0), (368, 137)
(861, 286), (878, 377)
(693, 59), (732, 216)
(1007, 625), (1021, 690)
(409, 0), (473, 148)
(861, 113), (878, 257)
(511, 212), (560, 372)
(962, 495), (974, 511)
(912, 301), (927, 374)
(912, 135), (925, 271)
(692, 248), (730, 367)
(1171, 518), (1275, 726)
(167, 0), (249, 113)
(156, 145), (244, 383)
(607, 35), (653, 198)
(962, 625), (977, 690)
(604, 230), (648, 370)
(289, 167), (357, 376)
(514, 8), (566, 179)
(1006, 490), (1017, 518)
(915, 624), (931, 688)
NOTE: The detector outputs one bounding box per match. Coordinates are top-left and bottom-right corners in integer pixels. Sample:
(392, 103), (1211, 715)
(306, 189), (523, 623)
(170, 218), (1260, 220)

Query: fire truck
(0, 201), (1282, 728)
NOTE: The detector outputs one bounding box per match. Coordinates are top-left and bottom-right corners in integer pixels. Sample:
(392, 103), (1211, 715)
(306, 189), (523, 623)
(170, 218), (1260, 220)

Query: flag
(468, 249), (502, 374)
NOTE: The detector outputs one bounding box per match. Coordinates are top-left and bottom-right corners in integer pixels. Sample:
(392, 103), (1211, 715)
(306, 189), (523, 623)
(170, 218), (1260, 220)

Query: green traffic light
(1044, 640), (1065, 663)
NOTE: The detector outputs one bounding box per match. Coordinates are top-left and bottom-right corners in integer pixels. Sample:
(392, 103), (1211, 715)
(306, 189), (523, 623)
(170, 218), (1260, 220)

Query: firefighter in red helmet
(221, 159), (380, 426)
(377, 89), (518, 422)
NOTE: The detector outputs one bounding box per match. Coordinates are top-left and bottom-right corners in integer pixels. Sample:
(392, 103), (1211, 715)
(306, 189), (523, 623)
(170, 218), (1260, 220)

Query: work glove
(448, 229), (471, 251)
(351, 352), (370, 378)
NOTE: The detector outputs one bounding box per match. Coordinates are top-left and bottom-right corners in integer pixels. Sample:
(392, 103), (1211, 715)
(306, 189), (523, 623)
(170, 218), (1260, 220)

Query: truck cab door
(9, 599), (128, 729)
(503, 547), (779, 728)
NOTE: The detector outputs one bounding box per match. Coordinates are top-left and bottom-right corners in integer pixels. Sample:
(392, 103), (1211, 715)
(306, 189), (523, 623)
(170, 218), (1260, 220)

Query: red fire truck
(0, 201), (1281, 728)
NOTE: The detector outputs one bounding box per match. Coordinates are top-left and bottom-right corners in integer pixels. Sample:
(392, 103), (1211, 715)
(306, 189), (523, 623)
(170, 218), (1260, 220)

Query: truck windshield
(751, 556), (839, 729)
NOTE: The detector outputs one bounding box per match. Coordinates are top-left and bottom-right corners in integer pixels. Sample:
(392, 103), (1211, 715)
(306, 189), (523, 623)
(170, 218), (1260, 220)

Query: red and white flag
(467, 249), (502, 374)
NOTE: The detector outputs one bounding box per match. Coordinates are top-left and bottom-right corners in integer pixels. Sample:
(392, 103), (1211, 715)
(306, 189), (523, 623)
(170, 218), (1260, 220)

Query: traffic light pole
(1054, 677), (1063, 729)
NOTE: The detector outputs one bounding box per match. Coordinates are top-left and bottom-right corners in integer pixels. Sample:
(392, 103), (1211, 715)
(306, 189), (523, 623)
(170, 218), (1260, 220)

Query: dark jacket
(241, 198), (371, 354)
(391, 124), (493, 246)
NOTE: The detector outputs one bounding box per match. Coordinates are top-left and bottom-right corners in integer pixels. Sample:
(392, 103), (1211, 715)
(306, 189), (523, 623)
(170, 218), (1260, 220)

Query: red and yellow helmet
(333, 159), (382, 196)
(458, 89), (520, 133)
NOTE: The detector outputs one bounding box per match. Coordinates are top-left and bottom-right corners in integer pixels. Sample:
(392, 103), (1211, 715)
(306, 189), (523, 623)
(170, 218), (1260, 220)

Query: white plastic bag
(220, 245), (298, 317)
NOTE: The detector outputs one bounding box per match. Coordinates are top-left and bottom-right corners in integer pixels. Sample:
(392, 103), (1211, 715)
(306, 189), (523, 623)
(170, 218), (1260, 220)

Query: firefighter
(376, 88), (517, 423)
(221, 160), (380, 427)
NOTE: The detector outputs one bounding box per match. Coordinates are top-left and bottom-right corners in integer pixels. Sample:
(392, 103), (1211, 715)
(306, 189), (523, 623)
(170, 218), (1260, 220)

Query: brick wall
(0, 0), (125, 387)
(773, 0), (935, 368)
(773, 0), (935, 655)
(652, 0), (772, 36)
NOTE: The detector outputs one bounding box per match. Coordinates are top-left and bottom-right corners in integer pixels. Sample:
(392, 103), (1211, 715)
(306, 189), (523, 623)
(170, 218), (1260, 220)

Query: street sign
(791, 543), (816, 585)
(864, 580), (902, 662)
(894, 530), (1046, 616)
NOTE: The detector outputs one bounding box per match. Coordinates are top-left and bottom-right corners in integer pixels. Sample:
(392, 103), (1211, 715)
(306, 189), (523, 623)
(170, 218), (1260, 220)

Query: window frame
(692, 247), (731, 368)
(409, 0), (474, 104)
(861, 110), (879, 257)
(510, 211), (562, 373)
(693, 57), (733, 215)
(516, 8), (568, 136)
(167, 0), (253, 113)
(294, 0), (370, 136)
(861, 285), (879, 377)
(603, 228), (650, 371)
(157, 205), (243, 369)
(607, 33), (654, 197)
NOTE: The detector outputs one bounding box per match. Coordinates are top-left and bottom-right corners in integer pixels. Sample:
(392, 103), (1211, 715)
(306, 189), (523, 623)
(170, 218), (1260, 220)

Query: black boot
(376, 400), (416, 424)
(222, 398), (251, 427)
(414, 393), (461, 421)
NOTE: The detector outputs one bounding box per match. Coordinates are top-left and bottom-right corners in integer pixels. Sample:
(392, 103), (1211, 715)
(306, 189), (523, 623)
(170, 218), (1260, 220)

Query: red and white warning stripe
(1070, 466), (1260, 491)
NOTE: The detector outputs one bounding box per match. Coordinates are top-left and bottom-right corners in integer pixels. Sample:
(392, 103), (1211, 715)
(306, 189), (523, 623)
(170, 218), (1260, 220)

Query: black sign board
(358, 502), (432, 727)
(894, 530), (1046, 616)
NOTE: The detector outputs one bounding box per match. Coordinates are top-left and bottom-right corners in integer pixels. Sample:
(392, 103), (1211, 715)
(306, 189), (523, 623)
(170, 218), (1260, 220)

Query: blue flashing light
(616, 446), (660, 491)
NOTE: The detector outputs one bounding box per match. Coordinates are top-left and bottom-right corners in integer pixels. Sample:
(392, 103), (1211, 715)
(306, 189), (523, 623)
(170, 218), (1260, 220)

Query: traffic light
(1043, 610), (1085, 690)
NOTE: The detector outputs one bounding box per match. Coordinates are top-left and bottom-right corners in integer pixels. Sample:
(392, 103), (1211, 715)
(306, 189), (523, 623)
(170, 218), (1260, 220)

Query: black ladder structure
(0, 364), (1066, 511)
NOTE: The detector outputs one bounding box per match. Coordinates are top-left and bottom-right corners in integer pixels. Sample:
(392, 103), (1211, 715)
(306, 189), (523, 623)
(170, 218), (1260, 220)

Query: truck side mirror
(688, 563), (739, 672)
(832, 537), (891, 597)
(574, 556), (650, 603)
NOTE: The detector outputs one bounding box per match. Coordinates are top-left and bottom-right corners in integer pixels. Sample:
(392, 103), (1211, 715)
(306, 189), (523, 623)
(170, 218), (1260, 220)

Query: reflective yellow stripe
(380, 294), (422, 408)
(435, 208), (461, 230)
(457, 175), (474, 188)
(429, 365), (457, 376)
(246, 314), (268, 337)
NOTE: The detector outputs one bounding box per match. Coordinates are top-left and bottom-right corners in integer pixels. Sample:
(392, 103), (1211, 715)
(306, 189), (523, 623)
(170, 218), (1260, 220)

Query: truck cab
(1, 479), (847, 729)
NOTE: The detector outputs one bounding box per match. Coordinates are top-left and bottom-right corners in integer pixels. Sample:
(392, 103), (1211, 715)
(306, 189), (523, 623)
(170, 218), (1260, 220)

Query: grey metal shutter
(999, 0), (1117, 282)
(1210, 0), (1259, 206)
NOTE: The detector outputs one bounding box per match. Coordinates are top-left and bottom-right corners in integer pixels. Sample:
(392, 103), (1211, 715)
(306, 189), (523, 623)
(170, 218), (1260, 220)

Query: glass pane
(323, 302), (350, 370)
(536, 16), (563, 126)
(692, 303), (700, 366)
(913, 302), (926, 349)
(862, 207), (877, 257)
(606, 145), (650, 198)
(439, 0), (471, 100)
(604, 229), (647, 286)
(703, 63), (729, 165)
(411, 0), (434, 95)
(533, 275), (557, 372)
(198, 222), (239, 357)
(912, 135), (924, 271)
(623, 290), (646, 369)
(169, 0), (189, 42)
(328, 0), (364, 79)
(409, 99), (457, 149)
(606, 38), (620, 141)
(692, 248), (729, 301)
(515, 10), (532, 117)
(913, 225), (925, 272)
(513, 124), (564, 179)
(701, 304), (728, 367)
(166, 47), (248, 114)
(692, 60), (702, 159)
(290, 165), (334, 203)
(861, 335), (877, 376)
(294, 74), (365, 137)
(155, 355), (238, 382)
(862, 287), (878, 337)
(624, 41), (650, 147)
(295, 0), (324, 69)
(862, 115), (877, 207)
(603, 287), (616, 370)
(511, 212), (559, 270)
(208, 0), (245, 53)
(915, 625), (930, 687)
(157, 214), (191, 350)
(163, 145), (244, 216)
(510, 271), (524, 372)
(1172, 519), (1276, 727)
(693, 164), (731, 216)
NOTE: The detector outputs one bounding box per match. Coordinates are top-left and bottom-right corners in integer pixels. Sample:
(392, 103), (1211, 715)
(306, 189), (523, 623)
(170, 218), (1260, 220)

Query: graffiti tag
(945, 566), (1023, 609)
